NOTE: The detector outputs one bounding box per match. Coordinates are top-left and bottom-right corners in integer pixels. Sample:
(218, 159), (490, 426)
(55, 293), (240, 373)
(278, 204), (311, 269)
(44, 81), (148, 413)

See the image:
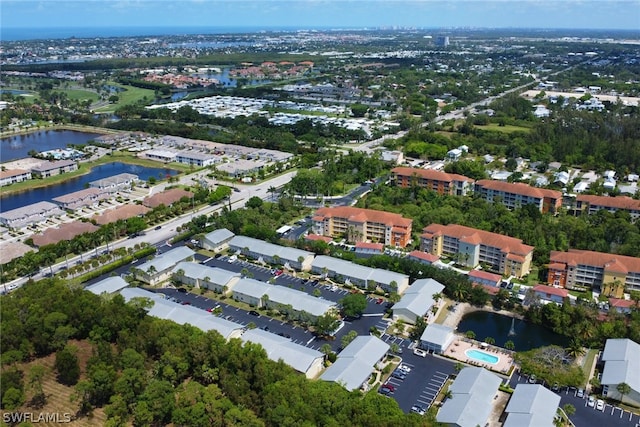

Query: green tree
(339, 293), (368, 318)
(54, 345), (80, 386)
(314, 313), (340, 337)
(617, 382), (631, 402)
(341, 330), (358, 349)
(409, 317), (427, 341)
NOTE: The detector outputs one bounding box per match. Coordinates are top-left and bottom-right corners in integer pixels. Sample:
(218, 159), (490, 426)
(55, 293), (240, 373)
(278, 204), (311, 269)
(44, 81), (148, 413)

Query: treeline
(358, 185), (640, 263)
(286, 151), (388, 196)
(0, 280), (432, 426)
(113, 105), (369, 149)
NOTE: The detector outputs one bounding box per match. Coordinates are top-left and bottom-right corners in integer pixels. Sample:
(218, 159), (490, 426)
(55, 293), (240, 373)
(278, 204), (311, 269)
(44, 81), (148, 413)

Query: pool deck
(443, 338), (514, 375)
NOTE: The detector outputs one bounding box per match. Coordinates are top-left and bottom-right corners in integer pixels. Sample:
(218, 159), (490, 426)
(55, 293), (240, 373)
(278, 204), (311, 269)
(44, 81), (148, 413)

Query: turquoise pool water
(465, 349), (499, 364)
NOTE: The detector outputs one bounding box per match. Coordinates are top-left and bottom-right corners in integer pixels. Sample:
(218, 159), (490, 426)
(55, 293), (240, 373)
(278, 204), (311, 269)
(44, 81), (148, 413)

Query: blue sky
(2, 0), (639, 31)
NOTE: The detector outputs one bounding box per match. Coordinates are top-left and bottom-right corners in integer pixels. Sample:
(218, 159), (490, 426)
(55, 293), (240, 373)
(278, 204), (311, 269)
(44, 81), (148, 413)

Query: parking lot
(510, 373), (639, 427)
(381, 350), (456, 413)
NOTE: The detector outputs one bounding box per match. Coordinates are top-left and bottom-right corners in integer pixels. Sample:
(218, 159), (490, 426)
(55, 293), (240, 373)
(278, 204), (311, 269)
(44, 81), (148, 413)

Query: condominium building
(31, 159), (77, 178)
(575, 195), (640, 221)
(473, 180), (562, 213)
(391, 167), (473, 196)
(0, 169), (32, 186)
(548, 249), (640, 296)
(312, 206), (412, 247)
(420, 223), (534, 278)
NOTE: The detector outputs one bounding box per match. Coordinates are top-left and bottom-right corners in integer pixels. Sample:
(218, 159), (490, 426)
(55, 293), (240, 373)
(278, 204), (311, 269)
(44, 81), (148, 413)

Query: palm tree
(617, 382), (631, 402)
(320, 344), (332, 356)
(505, 340), (515, 351)
(484, 336), (496, 345)
(465, 330), (476, 340)
(565, 339), (585, 359)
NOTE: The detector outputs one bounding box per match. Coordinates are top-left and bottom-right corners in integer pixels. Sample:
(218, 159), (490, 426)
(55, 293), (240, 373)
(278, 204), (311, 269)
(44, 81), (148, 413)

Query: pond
(1, 130), (104, 163)
(457, 310), (569, 352)
(0, 162), (179, 212)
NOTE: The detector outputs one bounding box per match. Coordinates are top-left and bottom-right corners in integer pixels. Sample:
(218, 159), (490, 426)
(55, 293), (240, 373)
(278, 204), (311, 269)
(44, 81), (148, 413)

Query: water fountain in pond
(508, 317), (516, 336)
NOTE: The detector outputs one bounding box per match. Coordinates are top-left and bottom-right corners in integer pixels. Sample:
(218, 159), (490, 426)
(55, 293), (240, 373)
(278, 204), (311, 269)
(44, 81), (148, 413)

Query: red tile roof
(314, 206), (412, 228)
(391, 167), (471, 183)
(408, 251), (440, 263)
(94, 205), (150, 225)
(475, 179), (561, 200)
(468, 269), (502, 283)
(421, 223), (533, 257)
(32, 222), (99, 247)
(609, 298), (635, 309)
(304, 234), (333, 243)
(475, 283), (501, 295)
(577, 194), (640, 211)
(355, 242), (384, 251)
(533, 284), (568, 298)
(0, 169), (30, 179)
(549, 249), (640, 274)
(143, 188), (194, 208)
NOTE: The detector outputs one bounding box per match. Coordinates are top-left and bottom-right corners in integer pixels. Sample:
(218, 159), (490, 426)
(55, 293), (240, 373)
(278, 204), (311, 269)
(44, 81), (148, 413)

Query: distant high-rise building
(435, 36), (450, 47)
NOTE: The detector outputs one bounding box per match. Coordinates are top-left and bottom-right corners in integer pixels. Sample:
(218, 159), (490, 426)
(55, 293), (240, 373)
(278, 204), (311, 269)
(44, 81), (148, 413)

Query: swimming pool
(465, 349), (499, 365)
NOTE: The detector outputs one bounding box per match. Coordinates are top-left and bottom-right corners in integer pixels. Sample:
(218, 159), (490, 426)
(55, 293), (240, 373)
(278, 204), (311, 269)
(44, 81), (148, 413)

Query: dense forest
(0, 280), (433, 426)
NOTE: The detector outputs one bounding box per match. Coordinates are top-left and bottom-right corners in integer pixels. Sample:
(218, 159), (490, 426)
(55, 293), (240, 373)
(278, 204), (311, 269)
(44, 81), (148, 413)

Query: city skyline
(2, 0), (639, 36)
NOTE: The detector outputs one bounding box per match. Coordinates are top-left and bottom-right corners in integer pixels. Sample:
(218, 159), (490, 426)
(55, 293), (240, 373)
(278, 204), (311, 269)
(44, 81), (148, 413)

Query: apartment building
(575, 195), (640, 221)
(31, 159), (77, 178)
(312, 206), (412, 247)
(547, 249), (640, 296)
(0, 169), (32, 186)
(391, 167), (473, 196)
(474, 180), (562, 213)
(420, 223), (534, 278)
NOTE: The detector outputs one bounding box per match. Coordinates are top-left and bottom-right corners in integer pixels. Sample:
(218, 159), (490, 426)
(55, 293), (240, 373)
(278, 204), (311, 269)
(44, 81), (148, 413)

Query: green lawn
(58, 88), (100, 102)
(475, 123), (532, 134)
(93, 82), (155, 113)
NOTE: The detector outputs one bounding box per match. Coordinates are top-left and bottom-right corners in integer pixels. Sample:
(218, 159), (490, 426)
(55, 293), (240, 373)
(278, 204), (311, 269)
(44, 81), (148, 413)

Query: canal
(457, 310), (569, 352)
(0, 162), (179, 212)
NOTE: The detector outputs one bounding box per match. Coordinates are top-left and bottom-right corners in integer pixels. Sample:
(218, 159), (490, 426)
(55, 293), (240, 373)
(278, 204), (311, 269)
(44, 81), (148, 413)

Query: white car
(587, 395), (595, 407)
(227, 255), (237, 263)
(330, 285), (338, 292)
(413, 348), (427, 358)
(596, 399), (605, 411)
(398, 364), (412, 373)
(576, 388), (584, 398)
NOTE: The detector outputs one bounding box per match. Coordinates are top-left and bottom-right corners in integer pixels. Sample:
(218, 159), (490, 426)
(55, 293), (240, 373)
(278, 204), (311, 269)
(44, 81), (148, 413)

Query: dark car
(177, 288), (187, 293)
(233, 187), (240, 193)
(379, 386), (393, 395)
(249, 310), (260, 317)
(391, 370), (406, 380)
(181, 301), (191, 305)
(154, 225), (162, 230)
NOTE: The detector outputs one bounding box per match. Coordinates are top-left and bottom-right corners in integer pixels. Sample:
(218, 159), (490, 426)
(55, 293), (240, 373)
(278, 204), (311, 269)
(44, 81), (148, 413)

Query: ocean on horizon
(1, 26), (351, 41)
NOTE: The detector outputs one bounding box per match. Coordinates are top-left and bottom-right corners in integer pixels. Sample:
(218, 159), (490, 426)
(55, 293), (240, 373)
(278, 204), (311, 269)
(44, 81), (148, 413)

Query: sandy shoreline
(440, 301), (523, 329)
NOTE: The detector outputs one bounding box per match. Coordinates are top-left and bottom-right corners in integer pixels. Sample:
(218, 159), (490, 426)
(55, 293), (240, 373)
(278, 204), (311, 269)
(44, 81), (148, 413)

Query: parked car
(398, 364), (411, 373)
(382, 383), (395, 392)
(577, 389), (585, 398)
(528, 374), (537, 384)
(330, 285), (338, 292)
(413, 348), (427, 358)
(376, 298), (384, 304)
(177, 288), (187, 293)
(391, 370), (406, 380)
(154, 225), (162, 230)
(411, 405), (426, 416)
(587, 395), (595, 407)
(228, 255), (238, 263)
(180, 301), (191, 305)
(378, 386), (393, 395)
(274, 269), (284, 276)
(596, 399), (605, 411)
(249, 310), (260, 317)
(551, 383), (560, 392)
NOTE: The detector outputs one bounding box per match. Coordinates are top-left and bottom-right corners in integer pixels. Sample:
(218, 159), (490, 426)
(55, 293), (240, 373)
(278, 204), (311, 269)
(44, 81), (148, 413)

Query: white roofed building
(202, 228), (235, 252)
(85, 276), (129, 295)
(134, 247), (195, 285)
(601, 338), (640, 406)
(228, 235), (314, 271)
(393, 278), (445, 324)
(503, 384), (560, 427)
(320, 335), (390, 391)
(241, 328), (324, 378)
(419, 323), (455, 354)
(436, 367), (502, 427)
(172, 262), (240, 293)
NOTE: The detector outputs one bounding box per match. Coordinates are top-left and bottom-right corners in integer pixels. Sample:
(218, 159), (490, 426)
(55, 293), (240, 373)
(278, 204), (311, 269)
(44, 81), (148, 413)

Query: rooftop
(422, 223), (533, 257)
(143, 188), (194, 208)
(475, 179), (561, 200)
(391, 166), (472, 183)
(549, 249), (640, 274)
(314, 206), (412, 228)
(577, 194), (640, 211)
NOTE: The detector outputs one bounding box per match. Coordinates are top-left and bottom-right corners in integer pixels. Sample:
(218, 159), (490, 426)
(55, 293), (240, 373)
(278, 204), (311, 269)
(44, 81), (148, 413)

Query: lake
(1, 130), (104, 162)
(457, 310), (569, 352)
(0, 162), (179, 212)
